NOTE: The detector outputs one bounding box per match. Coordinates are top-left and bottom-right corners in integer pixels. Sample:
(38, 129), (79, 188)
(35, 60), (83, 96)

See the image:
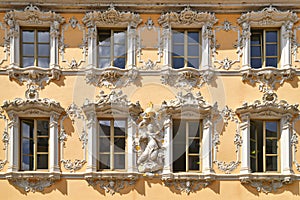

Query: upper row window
(250, 29), (279, 68)
(21, 28), (50, 68)
(172, 30), (201, 69)
(98, 29), (127, 69)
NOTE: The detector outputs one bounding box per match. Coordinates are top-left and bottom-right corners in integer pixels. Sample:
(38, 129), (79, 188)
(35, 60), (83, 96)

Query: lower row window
(172, 119), (202, 172)
(20, 119), (49, 171)
(250, 120), (279, 172)
(98, 119), (126, 170)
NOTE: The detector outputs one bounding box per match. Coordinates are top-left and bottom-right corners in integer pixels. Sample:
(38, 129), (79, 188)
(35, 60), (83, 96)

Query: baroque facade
(1, 1), (300, 199)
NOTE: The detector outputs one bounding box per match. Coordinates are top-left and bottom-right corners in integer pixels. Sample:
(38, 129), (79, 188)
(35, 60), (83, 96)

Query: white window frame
(238, 6), (298, 69)
(158, 7), (217, 69)
(237, 92), (298, 175)
(82, 6), (142, 69)
(4, 4), (65, 68)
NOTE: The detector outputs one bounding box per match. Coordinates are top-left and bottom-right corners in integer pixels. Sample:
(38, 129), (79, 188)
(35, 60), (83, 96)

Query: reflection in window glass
(21, 29), (50, 68)
(172, 30), (201, 69)
(98, 119), (126, 170)
(98, 30), (126, 69)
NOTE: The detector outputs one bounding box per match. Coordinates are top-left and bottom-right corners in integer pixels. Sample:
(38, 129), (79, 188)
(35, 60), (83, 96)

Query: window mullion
(34, 30), (38, 66)
(184, 30), (187, 68)
(33, 119), (37, 171)
(110, 30), (114, 66)
(263, 121), (266, 172)
(111, 119), (114, 170)
(186, 121), (189, 172)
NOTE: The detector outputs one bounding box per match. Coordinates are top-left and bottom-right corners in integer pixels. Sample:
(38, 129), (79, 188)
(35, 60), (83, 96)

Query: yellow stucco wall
(0, 4), (300, 199)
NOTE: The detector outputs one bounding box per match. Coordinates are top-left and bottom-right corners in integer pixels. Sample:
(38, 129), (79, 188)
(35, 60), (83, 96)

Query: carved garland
(213, 106), (242, 174)
(60, 17), (87, 69)
(85, 173), (138, 195)
(241, 67), (296, 93)
(85, 67), (139, 89)
(82, 5), (142, 28)
(212, 20), (241, 70)
(8, 66), (61, 89)
(161, 67), (215, 90)
(60, 103), (86, 172)
(158, 7), (217, 28)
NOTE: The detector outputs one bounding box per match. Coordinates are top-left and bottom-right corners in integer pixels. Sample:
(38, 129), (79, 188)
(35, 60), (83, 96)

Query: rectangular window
(21, 28), (50, 68)
(98, 29), (127, 69)
(172, 119), (201, 172)
(250, 29), (279, 68)
(172, 30), (201, 69)
(250, 120), (279, 172)
(98, 119), (126, 170)
(20, 119), (49, 171)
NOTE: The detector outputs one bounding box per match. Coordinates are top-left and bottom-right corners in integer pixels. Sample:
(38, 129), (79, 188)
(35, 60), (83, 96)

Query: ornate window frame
(1, 87), (65, 192)
(82, 5), (142, 69)
(4, 4), (65, 69)
(158, 7), (218, 69)
(82, 90), (142, 194)
(236, 90), (299, 192)
(159, 92), (214, 193)
(237, 6), (298, 69)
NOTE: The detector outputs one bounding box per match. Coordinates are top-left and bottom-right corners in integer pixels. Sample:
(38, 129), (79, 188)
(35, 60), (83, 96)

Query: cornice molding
(158, 7), (217, 28)
(82, 5), (142, 28)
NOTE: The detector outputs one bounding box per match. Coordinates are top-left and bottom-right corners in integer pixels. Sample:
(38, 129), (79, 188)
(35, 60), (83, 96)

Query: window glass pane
(114, 44), (126, 57)
(187, 58), (199, 69)
(99, 46), (110, 57)
(266, 139), (277, 154)
(266, 156), (277, 171)
(188, 139), (200, 154)
(22, 44), (34, 56)
(188, 45), (199, 56)
(188, 32), (199, 43)
(251, 58), (262, 68)
(99, 58), (110, 68)
(22, 30), (34, 42)
(266, 58), (277, 67)
(173, 119), (186, 172)
(172, 31), (184, 43)
(38, 58), (50, 68)
(38, 31), (50, 43)
(250, 157), (256, 172)
(99, 31), (111, 44)
(188, 156), (199, 170)
(37, 138), (48, 152)
(251, 33), (261, 45)
(37, 120), (49, 136)
(266, 31), (277, 42)
(37, 154), (48, 169)
(266, 121), (278, 137)
(251, 46), (261, 57)
(22, 57), (35, 67)
(114, 120), (126, 136)
(38, 44), (50, 56)
(21, 120), (34, 138)
(22, 138), (33, 155)
(188, 121), (200, 137)
(114, 31), (126, 44)
(99, 154), (110, 169)
(250, 123), (256, 139)
(114, 154), (125, 169)
(250, 141), (256, 155)
(114, 138), (125, 152)
(99, 120), (110, 136)
(99, 137), (110, 152)
(173, 44), (184, 56)
(172, 58), (184, 69)
(114, 58), (126, 69)
(22, 155), (33, 170)
(266, 44), (277, 56)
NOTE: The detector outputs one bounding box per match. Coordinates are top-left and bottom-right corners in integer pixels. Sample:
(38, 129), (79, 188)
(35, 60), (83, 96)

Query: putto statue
(135, 103), (164, 173)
